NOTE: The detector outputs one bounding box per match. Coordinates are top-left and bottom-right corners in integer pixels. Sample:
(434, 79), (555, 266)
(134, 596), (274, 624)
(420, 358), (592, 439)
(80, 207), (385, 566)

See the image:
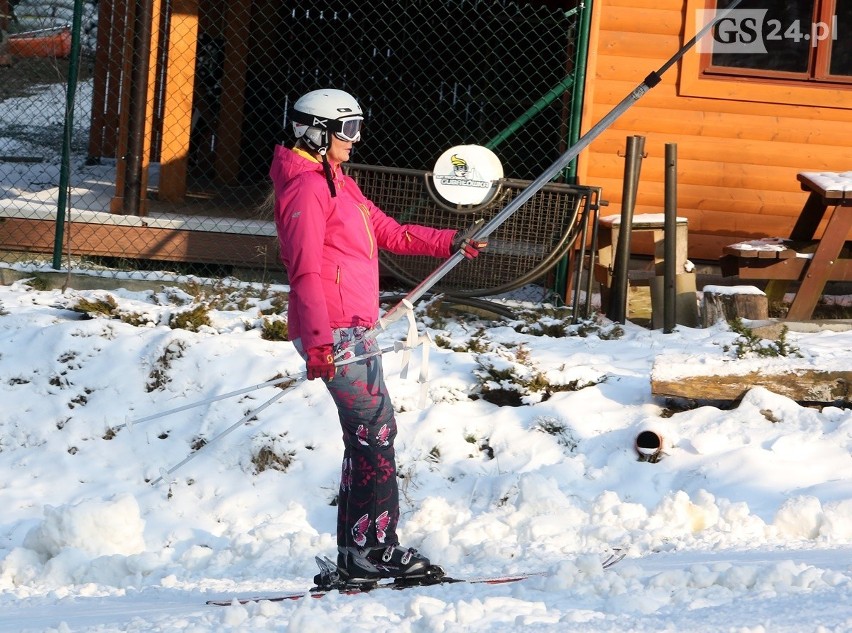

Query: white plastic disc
(431, 145), (503, 206)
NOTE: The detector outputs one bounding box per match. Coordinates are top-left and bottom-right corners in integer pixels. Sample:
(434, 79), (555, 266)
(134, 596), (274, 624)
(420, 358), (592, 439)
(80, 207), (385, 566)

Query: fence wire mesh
(0, 0), (590, 303)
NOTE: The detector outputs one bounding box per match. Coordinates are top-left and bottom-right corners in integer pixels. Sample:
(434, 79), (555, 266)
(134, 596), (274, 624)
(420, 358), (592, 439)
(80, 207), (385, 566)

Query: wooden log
(701, 285), (768, 327)
(651, 360), (852, 404)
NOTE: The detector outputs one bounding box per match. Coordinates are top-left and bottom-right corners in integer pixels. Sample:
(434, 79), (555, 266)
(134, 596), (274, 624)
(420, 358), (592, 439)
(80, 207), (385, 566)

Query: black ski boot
(337, 545), (444, 586)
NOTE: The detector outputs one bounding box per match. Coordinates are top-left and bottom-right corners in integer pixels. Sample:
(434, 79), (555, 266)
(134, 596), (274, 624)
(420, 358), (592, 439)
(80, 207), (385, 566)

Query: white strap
(417, 331), (432, 409)
(399, 299), (417, 380)
(386, 298), (432, 408)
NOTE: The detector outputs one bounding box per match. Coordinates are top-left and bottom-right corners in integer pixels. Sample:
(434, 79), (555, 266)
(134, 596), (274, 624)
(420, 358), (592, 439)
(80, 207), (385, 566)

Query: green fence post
(553, 0), (594, 304)
(484, 74), (575, 152)
(566, 0), (592, 183)
(53, 0), (86, 269)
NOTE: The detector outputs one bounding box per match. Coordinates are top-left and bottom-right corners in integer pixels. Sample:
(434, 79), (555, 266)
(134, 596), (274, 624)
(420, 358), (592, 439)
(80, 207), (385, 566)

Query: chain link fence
(0, 0), (595, 305)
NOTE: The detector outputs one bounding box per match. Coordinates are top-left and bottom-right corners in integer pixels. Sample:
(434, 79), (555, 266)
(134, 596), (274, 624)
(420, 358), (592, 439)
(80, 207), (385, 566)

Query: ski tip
(601, 547), (629, 569)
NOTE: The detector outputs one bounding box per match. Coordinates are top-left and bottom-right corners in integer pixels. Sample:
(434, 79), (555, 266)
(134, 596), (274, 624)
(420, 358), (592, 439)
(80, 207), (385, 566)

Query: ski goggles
(331, 115), (363, 142)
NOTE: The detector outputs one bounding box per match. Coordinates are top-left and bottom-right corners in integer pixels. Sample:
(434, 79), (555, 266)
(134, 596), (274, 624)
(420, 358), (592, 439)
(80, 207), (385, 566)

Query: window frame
(679, 0), (852, 110)
(702, 0), (849, 85)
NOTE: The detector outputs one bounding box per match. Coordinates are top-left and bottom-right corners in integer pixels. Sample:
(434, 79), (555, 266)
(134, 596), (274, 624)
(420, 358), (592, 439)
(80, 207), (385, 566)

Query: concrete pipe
(635, 429), (664, 463)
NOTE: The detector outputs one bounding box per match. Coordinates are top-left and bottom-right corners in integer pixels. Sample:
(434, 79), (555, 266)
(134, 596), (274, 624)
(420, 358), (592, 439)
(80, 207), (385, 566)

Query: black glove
(452, 219), (488, 259)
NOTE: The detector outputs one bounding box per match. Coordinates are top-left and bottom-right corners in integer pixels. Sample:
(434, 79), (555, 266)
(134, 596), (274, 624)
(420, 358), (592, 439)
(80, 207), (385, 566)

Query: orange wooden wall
(577, 0), (852, 261)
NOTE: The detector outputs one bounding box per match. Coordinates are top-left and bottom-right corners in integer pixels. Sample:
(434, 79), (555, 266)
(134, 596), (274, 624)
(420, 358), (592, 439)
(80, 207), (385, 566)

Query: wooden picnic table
(720, 171), (852, 320)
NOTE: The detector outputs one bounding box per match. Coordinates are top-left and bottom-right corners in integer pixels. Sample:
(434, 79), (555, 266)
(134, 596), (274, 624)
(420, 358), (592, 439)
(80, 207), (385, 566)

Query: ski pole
(148, 387), (288, 486)
(115, 373), (301, 432)
(146, 339), (426, 486)
(369, 0), (745, 335)
(118, 344), (398, 432)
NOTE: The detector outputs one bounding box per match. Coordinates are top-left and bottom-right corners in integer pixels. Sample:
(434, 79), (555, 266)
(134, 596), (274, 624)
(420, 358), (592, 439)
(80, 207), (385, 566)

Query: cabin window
(703, 0), (851, 84)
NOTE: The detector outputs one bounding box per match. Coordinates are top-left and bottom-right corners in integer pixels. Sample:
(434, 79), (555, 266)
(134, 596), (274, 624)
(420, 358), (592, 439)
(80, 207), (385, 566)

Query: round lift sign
(431, 145), (503, 206)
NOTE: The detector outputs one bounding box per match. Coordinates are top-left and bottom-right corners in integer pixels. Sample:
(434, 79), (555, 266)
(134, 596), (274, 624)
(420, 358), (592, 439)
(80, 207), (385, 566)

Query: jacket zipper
(357, 203), (375, 259)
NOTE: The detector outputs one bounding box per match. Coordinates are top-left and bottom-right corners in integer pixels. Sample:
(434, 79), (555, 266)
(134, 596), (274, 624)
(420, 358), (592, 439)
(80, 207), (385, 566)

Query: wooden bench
(720, 171), (852, 320)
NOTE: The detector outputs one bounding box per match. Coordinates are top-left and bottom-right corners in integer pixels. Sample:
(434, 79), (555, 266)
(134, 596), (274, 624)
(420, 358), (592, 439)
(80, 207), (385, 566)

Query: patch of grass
(533, 416), (578, 451)
(419, 297), (448, 330)
(434, 334), (452, 349)
(473, 345), (605, 407)
(118, 311), (157, 327)
(251, 433), (296, 474)
(169, 304), (211, 332)
(260, 317), (288, 341)
(260, 292), (289, 316)
(146, 340), (187, 392)
(510, 305), (574, 337)
(22, 275), (50, 291)
(449, 329), (491, 354)
(71, 295), (119, 319)
(68, 392), (89, 409)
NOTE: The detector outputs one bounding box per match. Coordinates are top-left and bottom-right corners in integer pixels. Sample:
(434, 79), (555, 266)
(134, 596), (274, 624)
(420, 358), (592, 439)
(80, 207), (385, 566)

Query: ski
(205, 548), (626, 606)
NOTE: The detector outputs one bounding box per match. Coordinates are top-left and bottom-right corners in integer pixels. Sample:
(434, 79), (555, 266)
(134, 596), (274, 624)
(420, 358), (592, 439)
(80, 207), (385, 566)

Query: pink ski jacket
(270, 144), (457, 351)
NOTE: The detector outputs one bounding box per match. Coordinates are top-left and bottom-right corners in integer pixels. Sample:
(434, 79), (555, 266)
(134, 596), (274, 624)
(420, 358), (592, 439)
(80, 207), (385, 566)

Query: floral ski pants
(297, 326), (400, 549)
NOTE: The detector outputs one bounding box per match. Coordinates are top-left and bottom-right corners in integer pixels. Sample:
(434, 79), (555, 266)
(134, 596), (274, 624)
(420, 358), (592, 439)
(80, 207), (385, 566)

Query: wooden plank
(600, 0), (684, 9)
(723, 245), (776, 259)
(610, 107), (852, 147)
(786, 208), (852, 320)
(725, 257), (852, 282)
(590, 153), (806, 195)
(136, 0), (164, 215)
(0, 0), (9, 31)
(104, 0), (131, 159)
(591, 76), (852, 117)
(651, 366), (852, 403)
(214, 0), (252, 185)
(110, 0), (136, 213)
(798, 173), (852, 202)
(689, 208), (814, 237)
(586, 176), (809, 220)
(157, 0), (200, 203)
(589, 133), (848, 171)
(86, 0), (114, 159)
(598, 7), (682, 35)
(0, 218), (278, 268)
(597, 29), (680, 59)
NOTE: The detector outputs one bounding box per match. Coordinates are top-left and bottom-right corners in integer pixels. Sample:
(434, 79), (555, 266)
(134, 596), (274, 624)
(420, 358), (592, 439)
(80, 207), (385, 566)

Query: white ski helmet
(290, 88), (364, 154)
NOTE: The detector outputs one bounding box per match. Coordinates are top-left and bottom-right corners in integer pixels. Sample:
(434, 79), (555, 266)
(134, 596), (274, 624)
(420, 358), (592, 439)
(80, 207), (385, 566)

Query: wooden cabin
(577, 0), (852, 261)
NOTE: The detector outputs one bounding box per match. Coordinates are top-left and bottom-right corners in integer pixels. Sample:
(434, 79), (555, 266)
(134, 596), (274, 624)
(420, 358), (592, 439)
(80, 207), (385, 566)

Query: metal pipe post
(606, 135), (645, 323)
(663, 143), (678, 332)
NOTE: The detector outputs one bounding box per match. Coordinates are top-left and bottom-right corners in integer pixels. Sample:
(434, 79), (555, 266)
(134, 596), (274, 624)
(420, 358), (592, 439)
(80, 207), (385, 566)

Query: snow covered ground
(0, 277), (850, 632)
